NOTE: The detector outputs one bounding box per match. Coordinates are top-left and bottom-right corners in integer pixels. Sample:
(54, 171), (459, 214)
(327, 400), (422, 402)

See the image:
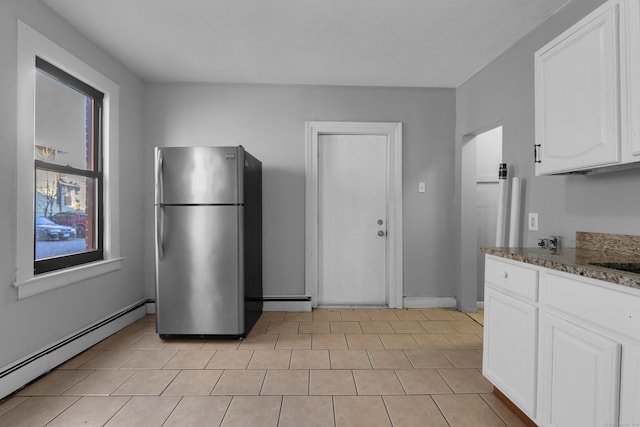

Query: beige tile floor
(0, 308), (527, 426)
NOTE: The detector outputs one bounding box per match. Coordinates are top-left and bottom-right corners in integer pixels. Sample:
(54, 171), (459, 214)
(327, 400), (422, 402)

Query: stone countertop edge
(481, 247), (640, 290)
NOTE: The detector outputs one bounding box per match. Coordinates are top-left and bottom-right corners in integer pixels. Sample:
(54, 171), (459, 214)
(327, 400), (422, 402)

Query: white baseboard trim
(0, 299), (147, 400)
(402, 297), (457, 309)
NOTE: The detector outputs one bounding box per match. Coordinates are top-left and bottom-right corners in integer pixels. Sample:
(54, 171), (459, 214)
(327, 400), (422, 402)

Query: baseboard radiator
(0, 299), (148, 400)
(262, 295), (312, 312)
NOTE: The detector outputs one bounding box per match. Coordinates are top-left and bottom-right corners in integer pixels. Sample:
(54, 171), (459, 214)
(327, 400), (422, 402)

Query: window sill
(12, 258), (124, 300)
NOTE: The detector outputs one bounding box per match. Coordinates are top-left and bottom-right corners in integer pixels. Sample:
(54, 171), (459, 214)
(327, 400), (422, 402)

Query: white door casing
(318, 134), (387, 305)
(305, 121), (403, 308)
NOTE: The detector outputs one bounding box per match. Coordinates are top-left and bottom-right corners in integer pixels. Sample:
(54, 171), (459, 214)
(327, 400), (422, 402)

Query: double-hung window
(34, 57), (104, 274)
(16, 20), (121, 299)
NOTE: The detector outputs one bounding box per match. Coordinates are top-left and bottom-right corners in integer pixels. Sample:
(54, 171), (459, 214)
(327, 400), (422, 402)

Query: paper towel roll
(495, 164), (508, 247)
(508, 177), (521, 247)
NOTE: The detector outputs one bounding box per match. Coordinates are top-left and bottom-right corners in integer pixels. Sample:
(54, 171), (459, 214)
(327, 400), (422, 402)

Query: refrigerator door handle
(156, 206), (164, 260)
(155, 148), (164, 204)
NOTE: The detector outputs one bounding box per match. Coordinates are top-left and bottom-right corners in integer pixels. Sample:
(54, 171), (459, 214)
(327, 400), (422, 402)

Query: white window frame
(14, 20), (122, 299)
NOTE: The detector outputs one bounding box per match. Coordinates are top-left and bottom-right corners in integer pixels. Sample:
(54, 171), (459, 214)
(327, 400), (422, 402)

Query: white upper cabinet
(535, 1), (622, 175)
(624, 0), (640, 157)
(534, 0), (640, 175)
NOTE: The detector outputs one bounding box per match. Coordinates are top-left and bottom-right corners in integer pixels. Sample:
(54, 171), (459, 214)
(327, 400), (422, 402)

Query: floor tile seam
(212, 395), (234, 427)
(375, 394), (395, 426)
(420, 394), (453, 425)
(364, 348), (377, 370)
(330, 395), (338, 427)
(435, 393), (509, 426)
(430, 368), (457, 395)
(33, 369), (94, 397)
(206, 368), (224, 395)
(33, 395), (69, 424)
(102, 395), (135, 426)
(478, 393), (514, 426)
(439, 349), (465, 369)
(25, 395), (82, 426)
(66, 349), (105, 368)
(402, 348), (450, 369)
(391, 368), (409, 396)
(0, 396), (32, 420)
(434, 367), (491, 395)
(162, 348), (218, 370)
(393, 368), (466, 396)
(256, 367), (270, 396)
(466, 312), (486, 327)
(0, 396), (37, 423)
(62, 368), (136, 397)
(150, 394), (184, 426)
(270, 395), (285, 426)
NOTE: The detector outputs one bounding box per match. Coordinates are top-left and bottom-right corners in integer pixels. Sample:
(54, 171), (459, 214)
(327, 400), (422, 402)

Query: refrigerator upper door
(155, 146), (243, 205)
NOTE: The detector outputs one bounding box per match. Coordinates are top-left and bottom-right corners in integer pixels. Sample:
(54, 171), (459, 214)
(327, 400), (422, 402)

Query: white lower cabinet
(483, 256), (539, 421)
(483, 255), (640, 426)
(483, 287), (538, 419)
(539, 311), (621, 427)
(620, 345), (640, 424)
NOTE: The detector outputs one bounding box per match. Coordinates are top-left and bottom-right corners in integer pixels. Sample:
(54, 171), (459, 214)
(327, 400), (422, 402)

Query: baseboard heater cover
(262, 295), (312, 312)
(0, 299), (148, 400)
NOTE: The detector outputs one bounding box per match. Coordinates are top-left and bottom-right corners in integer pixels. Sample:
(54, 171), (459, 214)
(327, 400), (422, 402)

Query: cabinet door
(535, 1), (621, 175)
(539, 312), (621, 427)
(623, 0), (640, 157)
(483, 287), (538, 419)
(619, 345), (640, 426)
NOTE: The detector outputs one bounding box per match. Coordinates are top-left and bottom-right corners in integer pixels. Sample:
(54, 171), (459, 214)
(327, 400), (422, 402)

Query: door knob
(377, 230), (385, 237)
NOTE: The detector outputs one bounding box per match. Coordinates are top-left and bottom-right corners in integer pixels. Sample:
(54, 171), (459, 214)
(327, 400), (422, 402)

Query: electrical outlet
(528, 213), (539, 231)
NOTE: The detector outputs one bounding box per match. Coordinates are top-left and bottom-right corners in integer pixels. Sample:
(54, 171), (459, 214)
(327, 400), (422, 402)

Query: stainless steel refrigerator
(154, 146), (262, 338)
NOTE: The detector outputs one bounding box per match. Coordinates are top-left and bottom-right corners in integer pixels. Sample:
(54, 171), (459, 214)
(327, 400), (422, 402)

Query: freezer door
(155, 146), (243, 205)
(156, 205), (244, 335)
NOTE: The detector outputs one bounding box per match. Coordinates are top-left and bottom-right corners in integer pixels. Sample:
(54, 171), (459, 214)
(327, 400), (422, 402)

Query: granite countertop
(481, 244), (640, 290)
(482, 248), (640, 289)
(482, 231), (640, 289)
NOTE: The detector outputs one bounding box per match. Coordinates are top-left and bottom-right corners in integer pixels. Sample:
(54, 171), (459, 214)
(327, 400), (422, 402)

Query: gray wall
(0, 0), (146, 368)
(455, 0), (640, 309)
(143, 84), (456, 300)
(7, 0), (627, 374)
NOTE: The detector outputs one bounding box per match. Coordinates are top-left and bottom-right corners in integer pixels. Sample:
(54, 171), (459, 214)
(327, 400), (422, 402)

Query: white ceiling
(42, 0), (570, 88)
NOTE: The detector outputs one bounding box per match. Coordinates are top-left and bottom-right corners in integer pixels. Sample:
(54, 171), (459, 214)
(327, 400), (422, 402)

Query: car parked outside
(36, 216), (76, 241)
(51, 211), (87, 237)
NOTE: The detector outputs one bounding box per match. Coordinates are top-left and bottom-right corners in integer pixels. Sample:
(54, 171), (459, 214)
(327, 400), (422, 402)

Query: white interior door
(318, 134), (387, 306)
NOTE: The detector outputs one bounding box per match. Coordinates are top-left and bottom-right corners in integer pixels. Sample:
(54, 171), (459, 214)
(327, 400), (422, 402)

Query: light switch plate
(418, 182), (426, 193)
(528, 213), (539, 231)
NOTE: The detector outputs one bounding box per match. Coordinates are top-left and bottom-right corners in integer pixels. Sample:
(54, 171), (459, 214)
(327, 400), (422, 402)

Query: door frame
(304, 121), (403, 308)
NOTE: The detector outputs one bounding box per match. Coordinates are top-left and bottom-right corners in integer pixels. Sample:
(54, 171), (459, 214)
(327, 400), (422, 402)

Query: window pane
(35, 70), (95, 171)
(35, 170), (97, 260)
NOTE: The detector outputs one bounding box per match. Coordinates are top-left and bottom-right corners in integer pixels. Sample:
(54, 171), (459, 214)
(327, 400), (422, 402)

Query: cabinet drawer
(485, 257), (539, 302)
(542, 272), (640, 341)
